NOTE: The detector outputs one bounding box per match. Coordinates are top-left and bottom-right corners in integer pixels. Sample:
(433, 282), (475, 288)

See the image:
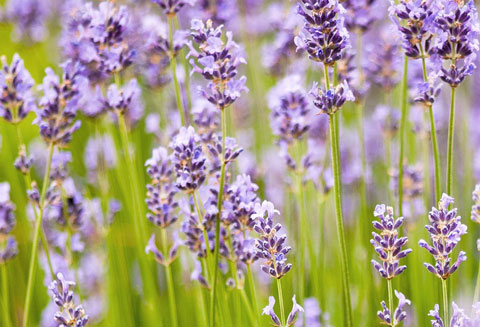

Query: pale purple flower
(377, 290), (410, 326)
(472, 184), (480, 224)
(309, 80), (355, 115)
(151, 0), (196, 15)
(4, 0), (50, 42)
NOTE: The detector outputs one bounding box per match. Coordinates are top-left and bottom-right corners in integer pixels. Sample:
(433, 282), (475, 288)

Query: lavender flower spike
(419, 193), (467, 280)
(0, 54), (37, 123)
(377, 290), (410, 326)
(151, 0), (195, 15)
(0, 183), (17, 264)
(253, 201), (292, 279)
(471, 184), (480, 224)
(371, 204), (412, 279)
(188, 19), (248, 110)
(263, 294), (304, 327)
(49, 272), (89, 326)
(309, 80), (355, 116)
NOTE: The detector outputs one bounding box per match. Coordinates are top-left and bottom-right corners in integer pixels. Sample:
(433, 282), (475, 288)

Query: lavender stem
(168, 14), (186, 126)
(162, 228), (179, 327)
(2, 264), (11, 327)
(442, 279), (449, 327)
(276, 279), (286, 327)
(397, 56), (409, 217)
(446, 87), (456, 196)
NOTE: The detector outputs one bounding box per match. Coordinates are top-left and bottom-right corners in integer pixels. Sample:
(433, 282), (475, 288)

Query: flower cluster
(253, 201), (292, 279)
(103, 79), (144, 125)
(371, 204), (412, 279)
(170, 126), (207, 192)
(0, 183), (17, 264)
(389, 0), (437, 59)
(3, 0), (50, 42)
(48, 272), (89, 327)
(390, 164), (423, 200)
(419, 193), (467, 280)
(472, 184), (480, 224)
(433, 1), (479, 87)
(145, 147), (179, 228)
(0, 54), (37, 123)
(188, 19), (248, 110)
(60, 1), (135, 81)
(342, 0), (380, 33)
(377, 291), (410, 326)
(295, 0), (350, 66)
(35, 61), (83, 147)
(309, 81), (355, 115)
(428, 302), (480, 327)
(151, 0), (195, 16)
(263, 295), (304, 327)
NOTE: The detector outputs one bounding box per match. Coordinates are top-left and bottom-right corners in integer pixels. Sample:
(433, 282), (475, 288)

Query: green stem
(398, 56), (409, 217)
(210, 109), (227, 327)
(161, 228), (178, 327)
(442, 279), (449, 327)
(23, 142), (55, 327)
(2, 264), (11, 327)
(276, 279), (286, 327)
(446, 87), (456, 196)
(168, 15), (186, 126)
(247, 265), (260, 326)
(387, 279), (394, 326)
(174, 17), (192, 117)
(325, 63), (353, 327)
(419, 46), (442, 201)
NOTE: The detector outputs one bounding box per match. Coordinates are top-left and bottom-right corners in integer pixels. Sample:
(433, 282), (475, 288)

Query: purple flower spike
(145, 147), (179, 228)
(371, 204), (412, 279)
(188, 19), (248, 110)
(471, 184), (480, 224)
(253, 201), (292, 279)
(0, 183), (17, 264)
(170, 126), (207, 192)
(262, 296), (282, 327)
(419, 193), (468, 280)
(0, 54), (37, 123)
(309, 80), (355, 115)
(35, 61), (84, 146)
(287, 295), (305, 326)
(377, 290), (410, 326)
(104, 79), (144, 126)
(429, 302), (475, 327)
(296, 0), (350, 66)
(49, 273), (89, 327)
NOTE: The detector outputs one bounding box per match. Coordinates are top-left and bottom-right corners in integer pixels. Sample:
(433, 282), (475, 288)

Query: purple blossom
(295, 0), (350, 66)
(262, 295), (304, 327)
(390, 164), (423, 200)
(0, 54), (37, 123)
(104, 79), (144, 124)
(14, 144), (34, 175)
(145, 147), (178, 228)
(35, 61), (83, 146)
(253, 201), (292, 279)
(371, 205), (412, 279)
(472, 184), (480, 224)
(342, 0), (382, 32)
(4, 0), (50, 42)
(419, 193), (468, 280)
(309, 80), (355, 115)
(429, 302), (478, 327)
(413, 74), (443, 107)
(0, 182), (17, 264)
(49, 272), (89, 327)
(145, 232), (182, 266)
(377, 290), (410, 326)
(206, 135), (243, 175)
(151, 0), (196, 15)
(192, 98), (219, 143)
(295, 297), (330, 327)
(84, 135), (117, 183)
(188, 19), (248, 110)
(170, 126), (207, 191)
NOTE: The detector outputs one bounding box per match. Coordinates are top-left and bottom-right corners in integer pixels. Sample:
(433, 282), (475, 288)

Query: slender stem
(161, 228), (178, 327)
(210, 109), (227, 327)
(23, 142), (55, 327)
(174, 17), (192, 117)
(168, 15), (186, 126)
(387, 279), (394, 326)
(247, 265), (260, 326)
(2, 264), (11, 327)
(419, 46), (442, 201)
(446, 87), (456, 196)
(325, 62), (353, 327)
(193, 191), (211, 261)
(442, 279), (449, 327)
(397, 56), (409, 216)
(276, 279), (286, 327)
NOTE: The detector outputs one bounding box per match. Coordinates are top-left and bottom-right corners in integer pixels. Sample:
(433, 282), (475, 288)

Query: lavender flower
(60, 1), (135, 81)
(371, 205), (412, 279)
(472, 184), (480, 224)
(49, 272), (89, 326)
(253, 201), (292, 279)
(419, 193), (467, 280)
(151, 0), (195, 15)
(390, 164), (423, 200)
(35, 61), (83, 146)
(170, 126), (207, 191)
(377, 290), (410, 326)
(104, 79), (144, 124)
(145, 233), (182, 266)
(413, 74), (443, 107)
(84, 135), (117, 183)
(433, 0), (479, 87)
(389, 0), (437, 59)
(206, 135), (243, 174)
(0, 54), (36, 123)
(342, 0), (381, 33)
(14, 144), (33, 175)
(192, 98), (219, 143)
(429, 302), (474, 327)
(0, 183), (17, 264)
(188, 19), (248, 110)
(295, 297), (330, 327)
(4, 0), (50, 42)
(145, 147), (178, 228)
(309, 80), (355, 115)
(295, 0), (350, 66)
(263, 295), (304, 327)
